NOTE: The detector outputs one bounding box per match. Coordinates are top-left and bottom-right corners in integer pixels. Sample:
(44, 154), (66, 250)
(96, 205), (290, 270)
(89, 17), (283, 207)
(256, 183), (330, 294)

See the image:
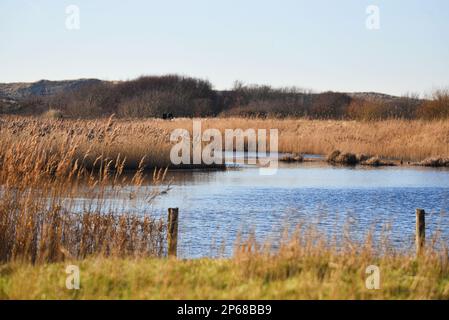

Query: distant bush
(221, 99), (306, 118)
(44, 75), (218, 118)
(346, 95), (419, 120)
(46, 82), (115, 117)
(3, 96), (48, 115)
(417, 89), (449, 119)
(346, 99), (390, 120)
(221, 85), (351, 119)
(5, 75), (448, 120)
(42, 109), (64, 119)
(309, 92), (351, 119)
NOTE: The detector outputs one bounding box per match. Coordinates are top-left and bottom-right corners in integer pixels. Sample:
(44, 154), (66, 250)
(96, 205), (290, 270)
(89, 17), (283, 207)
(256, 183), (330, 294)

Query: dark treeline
(5, 75), (449, 120)
(44, 75), (219, 118)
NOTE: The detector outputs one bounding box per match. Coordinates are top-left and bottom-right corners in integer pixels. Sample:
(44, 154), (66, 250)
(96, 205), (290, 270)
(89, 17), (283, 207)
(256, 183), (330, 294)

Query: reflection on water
(67, 157), (449, 258)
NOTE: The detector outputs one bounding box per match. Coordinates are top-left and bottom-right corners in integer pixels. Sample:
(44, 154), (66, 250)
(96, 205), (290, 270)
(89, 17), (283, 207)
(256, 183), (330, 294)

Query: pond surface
(145, 155), (449, 258)
(69, 153), (449, 258)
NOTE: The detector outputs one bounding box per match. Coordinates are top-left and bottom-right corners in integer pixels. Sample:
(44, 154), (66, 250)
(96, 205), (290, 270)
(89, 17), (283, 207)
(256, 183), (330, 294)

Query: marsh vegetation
(2, 112), (449, 299)
(2, 225), (449, 299)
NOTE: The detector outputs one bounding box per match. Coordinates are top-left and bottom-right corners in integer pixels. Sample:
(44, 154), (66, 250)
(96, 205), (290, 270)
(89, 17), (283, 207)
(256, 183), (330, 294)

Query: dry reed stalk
(0, 118), (170, 263)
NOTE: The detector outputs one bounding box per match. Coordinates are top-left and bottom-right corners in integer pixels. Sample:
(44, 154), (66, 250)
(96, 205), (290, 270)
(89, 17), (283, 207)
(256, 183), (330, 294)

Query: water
(149, 162), (449, 257)
(68, 154), (449, 258)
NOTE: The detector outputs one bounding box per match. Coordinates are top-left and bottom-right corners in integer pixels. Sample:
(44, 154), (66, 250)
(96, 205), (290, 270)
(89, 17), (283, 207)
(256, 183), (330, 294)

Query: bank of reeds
(0, 116), (169, 263)
(2, 115), (449, 298)
(0, 115), (173, 170)
(208, 118), (449, 161)
(2, 116), (449, 166)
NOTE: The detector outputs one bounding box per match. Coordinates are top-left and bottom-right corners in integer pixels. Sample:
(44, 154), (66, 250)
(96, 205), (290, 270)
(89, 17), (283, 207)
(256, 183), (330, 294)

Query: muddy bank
(279, 153), (304, 162)
(327, 150), (396, 167)
(415, 157), (449, 167)
(325, 150), (449, 168)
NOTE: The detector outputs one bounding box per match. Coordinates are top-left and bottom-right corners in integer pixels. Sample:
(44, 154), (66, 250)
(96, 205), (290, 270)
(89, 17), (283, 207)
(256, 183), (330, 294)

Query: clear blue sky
(1, 0), (448, 95)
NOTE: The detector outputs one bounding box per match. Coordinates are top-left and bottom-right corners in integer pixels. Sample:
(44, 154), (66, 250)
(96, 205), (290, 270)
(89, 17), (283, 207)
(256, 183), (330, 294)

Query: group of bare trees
(9, 75), (449, 120)
(27, 75), (218, 118)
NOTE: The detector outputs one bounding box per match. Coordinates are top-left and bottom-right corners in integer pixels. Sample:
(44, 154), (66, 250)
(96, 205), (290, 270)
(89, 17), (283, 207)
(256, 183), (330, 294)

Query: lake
(68, 153), (449, 258)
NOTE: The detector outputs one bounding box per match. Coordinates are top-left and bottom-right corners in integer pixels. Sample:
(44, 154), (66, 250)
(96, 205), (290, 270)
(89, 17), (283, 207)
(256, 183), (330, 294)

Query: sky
(0, 0), (448, 95)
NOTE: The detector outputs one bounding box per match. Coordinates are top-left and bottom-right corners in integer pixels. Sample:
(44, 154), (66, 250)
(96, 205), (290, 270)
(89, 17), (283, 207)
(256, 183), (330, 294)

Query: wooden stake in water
(168, 208), (179, 257)
(415, 209), (425, 256)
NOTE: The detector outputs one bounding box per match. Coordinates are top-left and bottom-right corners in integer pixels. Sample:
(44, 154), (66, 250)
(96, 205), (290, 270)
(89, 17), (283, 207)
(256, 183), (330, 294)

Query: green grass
(2, 252), (449, 299)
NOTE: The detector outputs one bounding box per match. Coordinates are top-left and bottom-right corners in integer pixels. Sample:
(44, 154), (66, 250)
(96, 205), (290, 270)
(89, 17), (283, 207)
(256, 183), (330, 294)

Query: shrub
(345, 95), (419, 120)
(42, 109), (64, 119)
(346, 98), (390, 120)
(417, 89), (449, 119)
(44, 75), (218, 118)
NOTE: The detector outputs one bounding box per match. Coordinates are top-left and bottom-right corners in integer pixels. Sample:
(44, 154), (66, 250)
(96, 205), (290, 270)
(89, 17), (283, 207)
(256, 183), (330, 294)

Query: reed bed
(2, 115), (449, 298)
(0, 116), (169, 263)
(1, 115), (449, 251)
(1, 115), (448, 264)
(0, 115), (173, 171)
(2, 116), (449, 167)
(197, 118), (449, 161)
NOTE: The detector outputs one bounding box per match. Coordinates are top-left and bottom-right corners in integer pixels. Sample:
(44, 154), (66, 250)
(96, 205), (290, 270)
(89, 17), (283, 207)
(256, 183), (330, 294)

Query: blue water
(65, 159), (449, 258)
(145, 163), (449, 258)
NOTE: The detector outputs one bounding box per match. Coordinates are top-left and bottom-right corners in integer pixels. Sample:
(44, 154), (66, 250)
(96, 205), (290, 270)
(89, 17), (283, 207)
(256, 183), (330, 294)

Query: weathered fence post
(415, 209), (425, 256)
(167, 208), (179, 257)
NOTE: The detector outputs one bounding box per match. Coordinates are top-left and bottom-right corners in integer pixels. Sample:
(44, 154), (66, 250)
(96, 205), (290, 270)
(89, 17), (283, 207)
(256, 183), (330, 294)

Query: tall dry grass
(2, 116), (449, 165)
(111, 117), (449, 162)
(418, 89), (449, 119)
(228, 224), (449, 299)
(2, 115), (449, 298)
(0, 115), (173, 170)
(2, 222), (449, 299)
(1, 114), (449, 262)
(0, 115), (169, 264)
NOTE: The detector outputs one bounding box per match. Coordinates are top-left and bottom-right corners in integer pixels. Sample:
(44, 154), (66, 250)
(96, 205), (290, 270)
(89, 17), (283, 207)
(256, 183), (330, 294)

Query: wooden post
(415, 209), (425, 256)
(167, 208), (179, 257)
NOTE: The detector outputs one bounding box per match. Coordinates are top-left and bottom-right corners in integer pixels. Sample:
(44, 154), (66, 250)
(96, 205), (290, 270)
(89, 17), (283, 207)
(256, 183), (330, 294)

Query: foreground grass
(2, 251), (449, 299)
